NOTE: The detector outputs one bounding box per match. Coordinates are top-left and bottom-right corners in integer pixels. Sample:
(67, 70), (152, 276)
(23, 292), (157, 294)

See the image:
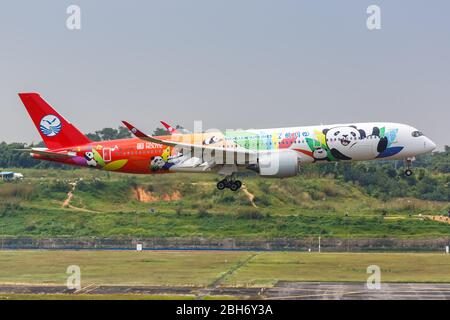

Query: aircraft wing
(122, 121), (256, 159)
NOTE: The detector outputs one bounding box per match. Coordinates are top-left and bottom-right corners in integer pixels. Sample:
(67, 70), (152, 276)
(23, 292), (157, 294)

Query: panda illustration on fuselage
(323, 126), (388, 161)
(313, 147), (329, 162)
(150, 156), (165, 171)
(84, 152), (98, 167)
(203, 136), (223, 145)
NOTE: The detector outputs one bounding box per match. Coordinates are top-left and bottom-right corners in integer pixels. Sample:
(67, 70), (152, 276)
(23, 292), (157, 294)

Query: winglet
(160, 121), (179, 134)
(121, 121), (149, 139)
(122, 121), (185, 148)
(122, 120), (253, 156)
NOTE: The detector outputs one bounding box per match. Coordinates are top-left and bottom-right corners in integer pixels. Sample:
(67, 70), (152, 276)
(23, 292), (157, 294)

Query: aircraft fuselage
(33, 122), (436, 175)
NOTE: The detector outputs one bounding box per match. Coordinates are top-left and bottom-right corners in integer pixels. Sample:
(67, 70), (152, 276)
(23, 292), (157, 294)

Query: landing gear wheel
(403, 158), (414, 177)
(217, 181), (226, 190)
(217, 175), (243, 191)
(229, 182), (240, 192)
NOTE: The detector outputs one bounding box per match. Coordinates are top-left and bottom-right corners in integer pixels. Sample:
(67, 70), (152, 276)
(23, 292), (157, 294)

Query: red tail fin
(18, 93), (91, 149)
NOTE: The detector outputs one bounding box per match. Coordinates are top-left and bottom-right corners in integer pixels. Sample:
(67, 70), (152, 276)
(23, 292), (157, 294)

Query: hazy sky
(1, 1), (449, 147)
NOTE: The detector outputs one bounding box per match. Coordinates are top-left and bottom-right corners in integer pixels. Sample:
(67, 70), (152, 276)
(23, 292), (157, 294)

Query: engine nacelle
(256, 150), (300, 178)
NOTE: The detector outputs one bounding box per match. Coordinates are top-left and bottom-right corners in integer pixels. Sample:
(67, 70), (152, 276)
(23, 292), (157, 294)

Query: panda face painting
(84, 152), (98, 167)
(323, 126), (388, 161)
(313, 147), (328, 161)
(150, 156), (165, 171)
(327, 126), (364, 149)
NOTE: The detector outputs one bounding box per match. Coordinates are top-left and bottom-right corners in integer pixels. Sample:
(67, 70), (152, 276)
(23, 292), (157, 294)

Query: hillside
(0, 164), (449, 239)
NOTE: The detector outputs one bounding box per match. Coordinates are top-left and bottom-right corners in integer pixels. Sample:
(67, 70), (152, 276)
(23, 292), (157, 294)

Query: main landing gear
(404, 158), (414, 176)
(217, 176), (242, 191)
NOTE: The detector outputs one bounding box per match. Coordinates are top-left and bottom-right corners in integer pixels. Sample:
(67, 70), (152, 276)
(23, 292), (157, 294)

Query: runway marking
(73, 283), (98, 295)
(3, 282), (450, 299)
(265, 283), (450, 300)
(267, 291), (367, 300)
(269, 288), (450, 293)
(81, 285), (100, 294)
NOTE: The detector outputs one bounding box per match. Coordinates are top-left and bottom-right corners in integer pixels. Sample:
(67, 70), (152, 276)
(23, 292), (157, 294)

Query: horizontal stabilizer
(15, 148), (76, 159)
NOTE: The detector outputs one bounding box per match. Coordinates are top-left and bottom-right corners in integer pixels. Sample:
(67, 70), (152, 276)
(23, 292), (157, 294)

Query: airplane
(18, 93), (437, 191)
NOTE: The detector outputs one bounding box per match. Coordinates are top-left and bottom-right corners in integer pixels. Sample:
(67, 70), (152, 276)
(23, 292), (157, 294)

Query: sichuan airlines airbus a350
(18, 93), (436, 191)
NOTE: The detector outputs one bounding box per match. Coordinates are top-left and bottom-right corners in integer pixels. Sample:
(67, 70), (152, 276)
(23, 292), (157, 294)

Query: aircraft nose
(425, 137), (437, 152)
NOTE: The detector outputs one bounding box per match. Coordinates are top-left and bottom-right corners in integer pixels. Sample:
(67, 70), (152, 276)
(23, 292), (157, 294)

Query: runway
(266, 282), (450, 300)
(1, 282), (450, 299)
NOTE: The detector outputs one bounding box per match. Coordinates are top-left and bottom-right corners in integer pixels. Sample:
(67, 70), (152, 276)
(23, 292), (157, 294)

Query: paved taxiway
(1, 282), (450, 299)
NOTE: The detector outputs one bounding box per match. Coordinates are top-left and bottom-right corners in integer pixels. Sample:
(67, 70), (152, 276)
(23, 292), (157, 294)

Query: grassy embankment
(0, 168), (449, 239)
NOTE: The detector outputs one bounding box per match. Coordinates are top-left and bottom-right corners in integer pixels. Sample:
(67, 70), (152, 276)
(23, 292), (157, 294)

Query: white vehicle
(13, 173), (24, 180)
(0, 172), (24, 181)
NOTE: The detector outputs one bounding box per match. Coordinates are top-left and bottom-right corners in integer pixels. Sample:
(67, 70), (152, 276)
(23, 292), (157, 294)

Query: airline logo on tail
(19, 93), (91, 149)
(40, 115), (62, 137)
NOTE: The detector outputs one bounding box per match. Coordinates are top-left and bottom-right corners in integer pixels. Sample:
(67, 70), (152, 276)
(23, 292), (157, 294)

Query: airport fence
(0, 237), (449, 252)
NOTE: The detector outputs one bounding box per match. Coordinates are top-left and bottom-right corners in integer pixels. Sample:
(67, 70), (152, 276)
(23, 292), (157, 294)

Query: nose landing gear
(404, 158), (414, 176)
(216, 176), (242, 191)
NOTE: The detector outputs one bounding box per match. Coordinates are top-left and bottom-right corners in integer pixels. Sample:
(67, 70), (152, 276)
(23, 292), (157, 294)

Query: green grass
(1, 206), (450, 238)
(223, 252), (450, 286)
(0, 168), (449, 239)
(1, 250), (450, 288)
(0, 294), (196, 300)
(0, 250), (250, 286)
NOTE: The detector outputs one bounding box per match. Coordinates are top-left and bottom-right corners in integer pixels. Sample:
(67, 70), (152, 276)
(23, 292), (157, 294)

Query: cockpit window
(412, 131), (423, 137)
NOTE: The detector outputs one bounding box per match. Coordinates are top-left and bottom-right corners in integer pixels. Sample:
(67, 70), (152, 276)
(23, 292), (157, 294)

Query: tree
(85, 127), (132, 141)
(153, 127), (169, 136)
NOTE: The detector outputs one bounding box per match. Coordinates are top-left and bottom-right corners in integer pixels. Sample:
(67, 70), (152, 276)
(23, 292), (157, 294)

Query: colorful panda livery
(322, 125), (388, 161)
(18, 93), (438, 192)
(312, 147), (329, 162)
(84, 151), (98, 167)
(150, 156), (165, 171)
(150, 153), (184, 171)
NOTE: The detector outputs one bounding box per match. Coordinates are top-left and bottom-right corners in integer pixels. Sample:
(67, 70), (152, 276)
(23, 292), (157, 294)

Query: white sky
(1, 0), (449, 147)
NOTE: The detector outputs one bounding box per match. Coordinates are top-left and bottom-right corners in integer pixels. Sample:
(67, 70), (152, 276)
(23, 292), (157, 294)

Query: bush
(258, 181), (271, 194)
(196, 207), (210, 218)
(235, 208), (266, 220)
(0, 201), (22, 217)
(48, 180), (72, 193)
(0, 183), (36, 200)
(310, 190), (326, 201)
(254, 196), (271, 207)
(77, 179), (106, 193)
(321, 183), (340, 197)
(217, 195), (236, 204)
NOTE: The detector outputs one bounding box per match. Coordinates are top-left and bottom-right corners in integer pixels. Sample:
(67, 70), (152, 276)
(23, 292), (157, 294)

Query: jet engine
(253, 150), (300, 178)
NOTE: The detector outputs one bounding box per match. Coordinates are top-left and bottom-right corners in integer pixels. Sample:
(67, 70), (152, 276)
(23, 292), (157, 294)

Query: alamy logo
(40, 115), (62, 137)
